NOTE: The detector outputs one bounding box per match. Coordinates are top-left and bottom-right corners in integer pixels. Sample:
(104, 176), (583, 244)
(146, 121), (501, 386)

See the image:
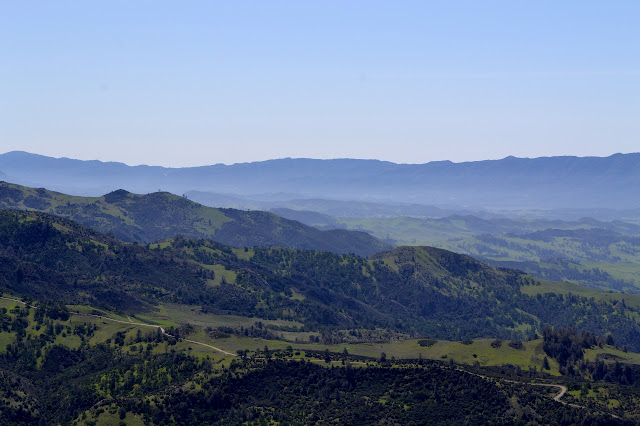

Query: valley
(5, 1), (639, 422)
(1, 287), (639, 423)
(2, 204), (640, 423)
(273, 208), (640, 293)
(2, 155), (640, 424)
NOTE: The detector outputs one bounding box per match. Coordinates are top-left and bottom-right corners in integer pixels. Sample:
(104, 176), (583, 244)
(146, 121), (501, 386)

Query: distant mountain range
(0, 182), (390, 256)
(1, 151), (639, 210)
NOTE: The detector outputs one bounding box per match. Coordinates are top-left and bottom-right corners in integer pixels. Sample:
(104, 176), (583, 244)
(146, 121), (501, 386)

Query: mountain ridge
(0, 182), (390, 256)
(2, 151), (639, 209)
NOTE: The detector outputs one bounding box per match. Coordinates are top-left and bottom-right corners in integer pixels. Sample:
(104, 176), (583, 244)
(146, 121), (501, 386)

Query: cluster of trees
(581, 359), (634, 384)
(114, 360), (621, 425)
(542, 326), (601, 368)
(541, 326), (636, 383)
(0, 292), (635, 424)
(5, 210), (640, 352)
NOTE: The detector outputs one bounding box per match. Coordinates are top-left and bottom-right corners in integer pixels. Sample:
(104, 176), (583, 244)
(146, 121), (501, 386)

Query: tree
(606, 334), (615, 346)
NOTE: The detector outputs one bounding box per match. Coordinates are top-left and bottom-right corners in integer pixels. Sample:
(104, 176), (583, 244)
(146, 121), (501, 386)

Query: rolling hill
(436, 228), (640, 293)
(272, 211), (640, 244)
(0, 182), (390, 256)
(269, 209), (640, 292)
(3, 209), (640, 350)
(3, 209), (640, 423)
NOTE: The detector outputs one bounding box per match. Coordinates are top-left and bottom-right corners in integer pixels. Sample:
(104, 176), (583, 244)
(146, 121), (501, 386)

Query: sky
(1, 1), (639, 167)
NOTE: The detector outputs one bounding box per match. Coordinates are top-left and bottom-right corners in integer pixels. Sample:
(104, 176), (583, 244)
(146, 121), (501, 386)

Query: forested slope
(3, 209), (640, 350)
(0, 182), (389, 256)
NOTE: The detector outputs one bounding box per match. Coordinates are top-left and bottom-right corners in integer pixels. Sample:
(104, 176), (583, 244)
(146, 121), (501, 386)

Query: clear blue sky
(1, 1), (638, 166)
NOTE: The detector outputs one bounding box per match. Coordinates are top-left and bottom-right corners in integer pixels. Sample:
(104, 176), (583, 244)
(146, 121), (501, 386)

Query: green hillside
(280, 210), (640, 293)
(316, 214), (640, 246)
(435, 229), (640, 293)
(1, 296), (617, 425)
(0, 182), (390, 256)
(3, 209), (640, 352)
(3, 210), (640, 422)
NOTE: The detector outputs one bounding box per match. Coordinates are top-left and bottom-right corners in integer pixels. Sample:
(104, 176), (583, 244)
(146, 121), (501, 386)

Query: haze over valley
(2, 1), (640, 424)
(3, 151), (640, 423)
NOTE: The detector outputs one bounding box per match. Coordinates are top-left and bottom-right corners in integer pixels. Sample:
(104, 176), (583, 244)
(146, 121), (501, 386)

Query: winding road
(528, 382), (567, 402)
(452, 365), (572, 405)
(0, 296), (614, 415)
(0, 296), (236, 356)
(71, 312), (238, 356)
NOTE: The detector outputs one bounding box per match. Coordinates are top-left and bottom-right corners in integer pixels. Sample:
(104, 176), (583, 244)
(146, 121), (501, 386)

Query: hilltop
(0, 182), (390, 256)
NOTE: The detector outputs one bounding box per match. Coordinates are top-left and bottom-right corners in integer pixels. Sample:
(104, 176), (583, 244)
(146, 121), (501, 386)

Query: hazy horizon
(3, 149), (639, 169)
(2, 2), (638, 167)
(2, 3), (640, 421)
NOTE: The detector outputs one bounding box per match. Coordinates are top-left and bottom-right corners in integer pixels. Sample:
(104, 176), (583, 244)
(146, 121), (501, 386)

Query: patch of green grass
(67, 305), (133, 322)
(0, 298), (25, 310)
(0, 332), (15, 353)
(288, 338), (559, 373)
(232, 247), (255, 261)
(287, 288), (306, 301)
(194, 205), (232, 231)
(69, 315), (152, 345)
(608, 398), (621, 408)
(53, 331), (83, 349)
(209, 264), (237, 286)
(77, 406), (146, 426)
(337, 216), (478, 245)
(435, 232), (640, 292)
(201, 334), (293, 353)
(158, 303), (302, 329)
(153, 241), (173, 249)
(201, 334), (562, 374)
(521, 280), (640, 307)
(583, 345), (640, 365)
(582, 260), (640, 284)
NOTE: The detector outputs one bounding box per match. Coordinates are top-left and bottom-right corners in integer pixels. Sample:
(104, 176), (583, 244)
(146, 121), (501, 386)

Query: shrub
(508, 340), (523, 350)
